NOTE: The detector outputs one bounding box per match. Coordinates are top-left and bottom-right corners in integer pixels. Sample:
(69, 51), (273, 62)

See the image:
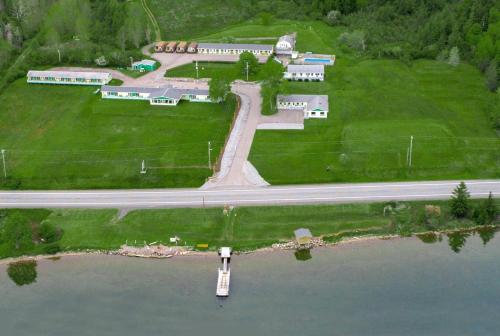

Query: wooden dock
(216, 247), (232, 297)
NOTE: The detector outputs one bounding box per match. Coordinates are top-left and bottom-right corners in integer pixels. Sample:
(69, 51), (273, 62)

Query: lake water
(1, 234), (500, 336)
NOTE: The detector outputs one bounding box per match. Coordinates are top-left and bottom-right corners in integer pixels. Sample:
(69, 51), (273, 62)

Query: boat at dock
(216, 247), (232, 297)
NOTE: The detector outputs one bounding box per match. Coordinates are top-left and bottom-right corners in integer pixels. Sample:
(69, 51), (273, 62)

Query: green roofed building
(132, 59), (157, 72)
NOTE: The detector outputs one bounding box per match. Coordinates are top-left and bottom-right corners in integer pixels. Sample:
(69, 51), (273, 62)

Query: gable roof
(294, 228), (312, 239)
(101, 85), (209, 100)
(277, 34), (296, 48)
(277, 94), (329, 111)
(287, 64), (324, 74)
(133, 59), (156, 67)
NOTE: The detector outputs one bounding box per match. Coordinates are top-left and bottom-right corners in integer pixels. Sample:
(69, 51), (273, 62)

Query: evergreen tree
(473, 192), (497, 225)
(484, 192), (498, 223)
(450, 182), (470, 218)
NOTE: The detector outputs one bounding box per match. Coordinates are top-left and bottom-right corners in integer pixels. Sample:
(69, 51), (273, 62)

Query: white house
(276, 34), (296, 55)
(27, 70), (112, 85)
(277, 94), (329, 119)
(197, 43), (274, 56)
(284, 64), (324, 81)
(101, 85), (213, 106)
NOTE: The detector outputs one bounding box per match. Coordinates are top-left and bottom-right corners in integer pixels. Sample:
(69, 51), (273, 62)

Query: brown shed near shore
(165, 41), (178, 53)
(154, 41), (167, 52)
(176, 41), (188, 53)
(187, 42), (198, 53)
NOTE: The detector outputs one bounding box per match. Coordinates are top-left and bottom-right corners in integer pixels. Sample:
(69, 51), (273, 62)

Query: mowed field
(165, 62), (263, 82)
(251, 59), (500, 183)
(0, 80), (235, 189)
(2, 198), (497, 257)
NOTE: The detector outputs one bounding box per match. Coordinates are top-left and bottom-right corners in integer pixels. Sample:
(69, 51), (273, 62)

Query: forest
(0, 0), (498, 95)
(0, 0), (151, 90)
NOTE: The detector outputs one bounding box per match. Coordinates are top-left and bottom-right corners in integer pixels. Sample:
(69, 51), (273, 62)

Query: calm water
(1, 235), (500, 336)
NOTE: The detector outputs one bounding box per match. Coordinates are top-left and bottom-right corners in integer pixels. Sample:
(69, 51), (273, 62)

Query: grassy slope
(148, 0), (254, 39)
(0, 80), (236, 189)
(1, 199), (497, 258)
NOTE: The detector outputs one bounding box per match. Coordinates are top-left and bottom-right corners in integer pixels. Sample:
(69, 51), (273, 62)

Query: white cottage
(196, 43), (274, 56)
(276, 34), (296, 56)
(277, 94), (329, 119)
(284, 64), (324, 81)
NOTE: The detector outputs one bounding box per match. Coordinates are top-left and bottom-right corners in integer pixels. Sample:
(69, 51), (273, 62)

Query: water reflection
(7, 260), (37, 286)
(416, 232), (442, 244)
(477, 227), (497, 246)
(447, 231), (471, 253)
(294, 248), (312, 261)
(418, 227), (498, 253)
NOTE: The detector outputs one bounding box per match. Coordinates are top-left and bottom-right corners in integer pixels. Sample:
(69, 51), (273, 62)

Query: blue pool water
(304, 58), (332, 64)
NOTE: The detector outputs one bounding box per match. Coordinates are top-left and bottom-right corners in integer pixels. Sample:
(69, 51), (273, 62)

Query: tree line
(0, 0), (152, 91)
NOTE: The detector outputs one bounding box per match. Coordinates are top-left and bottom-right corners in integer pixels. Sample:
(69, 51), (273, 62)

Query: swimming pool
(304, 58), (333, 64)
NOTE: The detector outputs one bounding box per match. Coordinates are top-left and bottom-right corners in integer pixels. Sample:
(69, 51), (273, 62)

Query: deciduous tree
(209, 75), (231, 102)
(237, 51), (259, 79)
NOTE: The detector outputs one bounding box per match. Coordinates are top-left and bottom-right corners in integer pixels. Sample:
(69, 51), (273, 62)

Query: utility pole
(57, 49), (61, 63)
(208, 141), (212, 169)
(408, 136), (414, 168)
(1, 149), (6, 178)
(140, 160), (147, 174)
(195, 61), (199, 79)
(245, 61), (249, 81)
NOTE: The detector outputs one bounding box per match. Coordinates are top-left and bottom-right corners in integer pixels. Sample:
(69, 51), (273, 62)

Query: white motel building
(196, 43), (274, 56)
(277, 94), (329, 119)
(101, 85), (214, 106)
(27, 70), (112, 85)
(284, 64), (325, 81)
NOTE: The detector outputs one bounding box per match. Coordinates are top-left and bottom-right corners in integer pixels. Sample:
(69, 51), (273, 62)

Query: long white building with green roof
(27, 70), (112, 85)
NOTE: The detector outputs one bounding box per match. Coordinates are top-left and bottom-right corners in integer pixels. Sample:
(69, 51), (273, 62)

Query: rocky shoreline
(0, 225), (497, 265)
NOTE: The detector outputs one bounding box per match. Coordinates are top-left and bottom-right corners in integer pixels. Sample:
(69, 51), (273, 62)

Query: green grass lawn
(251, 59), (499, 184)
(0, 80), (236, 189)
(240, 20), (500, 184)
(1, 198), (497, 258)
(117, 68), (149, 79)
(165, 61), (264, 81)
(198, 19), (345, 54)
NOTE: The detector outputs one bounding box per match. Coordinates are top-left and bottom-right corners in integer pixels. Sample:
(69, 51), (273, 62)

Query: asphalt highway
(0, 180), (498, 209)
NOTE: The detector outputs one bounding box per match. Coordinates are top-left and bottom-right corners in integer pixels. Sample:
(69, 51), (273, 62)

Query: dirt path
(141, 0), (162, 41)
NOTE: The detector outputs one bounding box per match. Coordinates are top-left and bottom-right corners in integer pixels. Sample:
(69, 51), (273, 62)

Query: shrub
(43, 243), (62, 255)
(325, 10), (342, 26)
(39, 222), (63, 243)
(338, 30), (366, 52)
